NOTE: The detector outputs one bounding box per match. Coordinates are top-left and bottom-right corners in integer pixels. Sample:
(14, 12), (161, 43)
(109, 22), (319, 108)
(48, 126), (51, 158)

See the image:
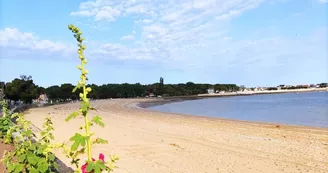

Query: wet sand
(24, 99), (328, 173)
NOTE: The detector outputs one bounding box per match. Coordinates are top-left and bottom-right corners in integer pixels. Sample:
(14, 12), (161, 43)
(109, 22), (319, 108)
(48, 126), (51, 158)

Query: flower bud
(86, 87), (92, 92)
(78, 80), (83, 85)
(79, 93), (84, 98)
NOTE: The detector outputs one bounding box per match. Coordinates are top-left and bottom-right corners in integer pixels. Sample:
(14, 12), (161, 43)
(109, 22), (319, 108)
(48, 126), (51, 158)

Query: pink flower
(81, 153), (105, 173)
(99, 153), (105, 162)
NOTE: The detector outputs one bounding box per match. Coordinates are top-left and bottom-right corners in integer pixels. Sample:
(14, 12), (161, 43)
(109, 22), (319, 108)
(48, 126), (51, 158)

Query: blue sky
(0, 0), (327, 87)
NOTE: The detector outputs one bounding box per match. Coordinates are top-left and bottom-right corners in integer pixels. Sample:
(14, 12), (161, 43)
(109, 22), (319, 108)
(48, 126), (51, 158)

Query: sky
(0, 0), (327, 87)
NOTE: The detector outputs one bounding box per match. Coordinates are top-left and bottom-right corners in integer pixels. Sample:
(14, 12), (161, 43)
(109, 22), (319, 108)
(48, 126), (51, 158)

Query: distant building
(310, 84), (316, 88)
(318, 83), (328, 88)
(254, 87), (265, 91)
(239, 85), (246, 91)
(34, 94), (49, 104)
(207, 88), (215, 94)
(277, 85), (285, 90)
(244, 88), (251, 92)
(296, 85), (309, 88)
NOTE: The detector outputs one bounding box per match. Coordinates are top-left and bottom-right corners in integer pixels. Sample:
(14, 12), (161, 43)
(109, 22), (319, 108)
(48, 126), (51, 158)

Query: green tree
(60, 83), (75, 101)
(45, 85), (61, 101)
(4, 75), (39, 104)
(43, 82), (241, 99)
(158, 77), (164, 95)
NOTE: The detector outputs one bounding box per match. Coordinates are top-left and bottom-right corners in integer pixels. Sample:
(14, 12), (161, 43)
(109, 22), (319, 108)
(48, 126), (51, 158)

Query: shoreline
(137, 88), (328, 108)
(198, 87), (328, 97)
(22, 98), (328, 173)
(132, 98), (328, 130)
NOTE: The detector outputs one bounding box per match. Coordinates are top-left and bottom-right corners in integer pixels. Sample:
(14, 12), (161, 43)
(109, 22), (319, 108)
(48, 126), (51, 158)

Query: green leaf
(27, 152), (38, 166)
(92, 160), (105, 173)
(7, 163), (14, 172)
(53, 162), (59, 171)
(94, 137), (108, 144)
(81, 102), (90, 113)
(91, 116), (104, 127)
(18, 154), (26, 162)
(66, 111), (79, 122)
(37, 159), (49, 173)
(69, 133), (87, 151)
(36, 145), (44, 154)
(96, 160), (106, 170)
(86, 161), (95, 172)
(14, 164), (25, 173)
(29, 167), (38, 173)
(30, 144), (37, 151)
(49, 153), (55, 162)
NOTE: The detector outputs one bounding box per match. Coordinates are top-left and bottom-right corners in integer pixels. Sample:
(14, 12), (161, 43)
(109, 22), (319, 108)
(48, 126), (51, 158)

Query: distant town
(205, 83), (328, 94)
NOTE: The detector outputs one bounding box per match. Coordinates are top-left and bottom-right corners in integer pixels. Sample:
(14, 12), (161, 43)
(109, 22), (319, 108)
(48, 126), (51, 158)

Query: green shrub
(1, 112), (60, 173)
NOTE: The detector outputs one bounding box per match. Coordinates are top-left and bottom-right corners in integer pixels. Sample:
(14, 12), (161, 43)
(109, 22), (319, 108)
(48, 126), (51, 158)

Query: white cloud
(0, 28), (74, 56)
(71, 10), (96, 17)
(135, 19), (153, 24)
(125, 4), (148, 14)
(0, 28), (157, 62)
(143, 24), (166, 35)
(91, 43), (156, 60)
(120, 35), (135, 40)
(192, 0), (217, 9)
(95, 6), (121, 21)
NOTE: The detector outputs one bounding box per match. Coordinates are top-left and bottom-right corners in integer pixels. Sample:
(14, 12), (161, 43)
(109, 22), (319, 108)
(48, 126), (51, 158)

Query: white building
(207, 88), (215, 94)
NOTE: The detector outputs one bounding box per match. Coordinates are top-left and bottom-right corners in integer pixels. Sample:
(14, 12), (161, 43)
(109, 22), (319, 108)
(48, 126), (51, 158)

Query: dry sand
(24, 99), (328, 173)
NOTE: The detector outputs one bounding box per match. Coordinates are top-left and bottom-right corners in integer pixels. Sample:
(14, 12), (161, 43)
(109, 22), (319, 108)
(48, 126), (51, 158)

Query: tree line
(45, 82), (240, 101)
(2, 75), (240, 103)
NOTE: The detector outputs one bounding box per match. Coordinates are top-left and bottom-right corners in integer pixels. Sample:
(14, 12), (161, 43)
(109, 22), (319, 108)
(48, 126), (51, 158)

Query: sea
(149, 91), (328, 128)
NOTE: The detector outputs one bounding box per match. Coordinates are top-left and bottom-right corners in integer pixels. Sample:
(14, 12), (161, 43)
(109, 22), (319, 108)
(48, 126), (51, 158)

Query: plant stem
(84, 111), (92, 161)
(82, 61), (92, 161)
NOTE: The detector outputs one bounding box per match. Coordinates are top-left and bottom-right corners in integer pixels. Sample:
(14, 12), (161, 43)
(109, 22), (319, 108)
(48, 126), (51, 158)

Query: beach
(23, 98), (328, 173)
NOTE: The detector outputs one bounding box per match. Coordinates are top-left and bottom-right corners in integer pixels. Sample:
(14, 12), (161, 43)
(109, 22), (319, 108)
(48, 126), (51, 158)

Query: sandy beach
(23, 98), (328, 173)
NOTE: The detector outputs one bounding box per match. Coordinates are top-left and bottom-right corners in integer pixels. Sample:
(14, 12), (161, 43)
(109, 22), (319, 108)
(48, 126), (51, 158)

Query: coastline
(198, 87), (328, 97)
(136, 97), (201, 108)
(22, 98), (328, 173)
(137, 87), (328, 108)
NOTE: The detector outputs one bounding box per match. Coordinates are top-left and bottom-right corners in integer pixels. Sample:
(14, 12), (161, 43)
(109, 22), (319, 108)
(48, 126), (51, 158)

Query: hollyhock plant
(64, 24), (119, 173)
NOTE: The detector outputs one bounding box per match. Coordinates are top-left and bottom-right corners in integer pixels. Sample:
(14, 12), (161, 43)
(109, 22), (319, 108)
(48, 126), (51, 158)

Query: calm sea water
(149, 91), (328, 128)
